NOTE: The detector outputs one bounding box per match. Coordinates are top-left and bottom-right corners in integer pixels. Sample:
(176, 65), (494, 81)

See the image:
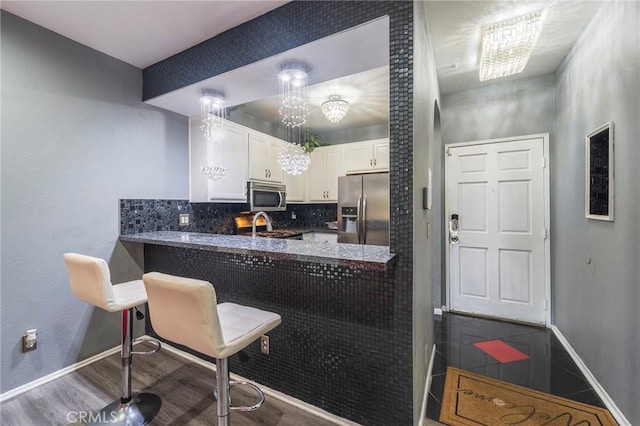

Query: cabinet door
(189, 119), (208, 202)
(248, 132), (269, 181)
(190, 120), (248, 202)
(324, 146), (344, 201)
(284, 171), (306, 202)
(266, 138), (284, 183)
(372, 139), (389, 171)
(345, 141), (374, 173)
(207, 123), (249, 201)
(307, 149), (327, 202)
(249, 133), (284, 183)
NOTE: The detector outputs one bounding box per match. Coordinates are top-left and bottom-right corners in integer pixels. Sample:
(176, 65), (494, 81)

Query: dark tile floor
(427, 312), (606, 422)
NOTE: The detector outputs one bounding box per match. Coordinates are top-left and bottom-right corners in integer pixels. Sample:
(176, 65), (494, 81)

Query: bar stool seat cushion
(142, 272), (281, 359)
(217, 303), (280, 353)
(64, 253), (148, 312)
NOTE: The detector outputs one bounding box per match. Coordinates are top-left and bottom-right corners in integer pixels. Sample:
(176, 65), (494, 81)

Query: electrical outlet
(22, 329), (37, 352)
(260, 335), (270, 355)
(179, 214), (190, 226)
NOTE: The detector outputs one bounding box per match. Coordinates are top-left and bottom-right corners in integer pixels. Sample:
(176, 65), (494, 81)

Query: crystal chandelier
(199, 89), (227, 181)
(277, 63), (311, 175)
(321, 95), (349, 123)
(479, 11), (543, 82)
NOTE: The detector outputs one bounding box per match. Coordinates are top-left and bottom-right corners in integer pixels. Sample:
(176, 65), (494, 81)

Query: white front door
(446, 135), (549, 324)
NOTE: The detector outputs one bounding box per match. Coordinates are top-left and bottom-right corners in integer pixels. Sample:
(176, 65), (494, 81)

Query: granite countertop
(120, 231), (394, 270)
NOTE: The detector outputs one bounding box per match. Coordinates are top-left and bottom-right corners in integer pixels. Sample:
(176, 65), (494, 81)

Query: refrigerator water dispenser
(341, 207), (358, 234)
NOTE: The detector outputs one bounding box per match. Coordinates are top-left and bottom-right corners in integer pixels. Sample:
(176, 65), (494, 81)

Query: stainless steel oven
(247, 181), (286, 212)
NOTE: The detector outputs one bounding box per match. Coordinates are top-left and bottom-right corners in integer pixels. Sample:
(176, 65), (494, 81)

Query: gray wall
(441, 73), (555, 145)
(553, 2), (640, 422)
(438, 74), (555, 308)
(0, 12), (189, 393)
(413, 2), (440, 420)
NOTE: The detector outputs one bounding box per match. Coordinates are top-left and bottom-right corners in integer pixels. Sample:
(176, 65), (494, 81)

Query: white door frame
(444, 133), (551, 325)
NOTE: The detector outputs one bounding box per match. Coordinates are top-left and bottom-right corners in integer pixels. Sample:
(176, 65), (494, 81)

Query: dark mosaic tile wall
(120, 199), (194, 234)
(141, 1), (414, 424)
(120, 199), (337, 235)
(144, 244), (398, 425)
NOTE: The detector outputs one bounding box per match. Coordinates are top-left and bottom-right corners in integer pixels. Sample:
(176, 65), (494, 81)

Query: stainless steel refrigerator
(337, 173), (389, 245)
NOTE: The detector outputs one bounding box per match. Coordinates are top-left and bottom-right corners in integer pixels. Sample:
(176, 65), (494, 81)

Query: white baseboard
(159, 342), (360, 426)
(550, 325), (631, 426)
(0, 344), (122, 403)
(418, 344), (436, 426)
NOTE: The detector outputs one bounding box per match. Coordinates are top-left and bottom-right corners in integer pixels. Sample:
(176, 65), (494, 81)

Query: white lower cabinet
(190, 120), (249, 202)
(302, 232), (338, 243)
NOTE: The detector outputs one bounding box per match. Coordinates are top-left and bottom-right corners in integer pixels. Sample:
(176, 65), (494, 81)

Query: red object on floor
(473, 339), (530, 363)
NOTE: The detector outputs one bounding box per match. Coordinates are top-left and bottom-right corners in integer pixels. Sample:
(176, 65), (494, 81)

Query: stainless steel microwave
(247, 181), (286, 212)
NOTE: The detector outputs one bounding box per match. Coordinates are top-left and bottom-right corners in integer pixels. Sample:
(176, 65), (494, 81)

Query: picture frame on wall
(585, 121), (614, 221)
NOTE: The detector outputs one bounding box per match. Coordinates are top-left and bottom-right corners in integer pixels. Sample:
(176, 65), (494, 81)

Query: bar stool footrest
(213, 380), (265, 412)
(132, 337), (161, 355)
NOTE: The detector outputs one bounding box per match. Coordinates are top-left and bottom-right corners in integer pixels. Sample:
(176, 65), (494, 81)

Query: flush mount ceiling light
(277, 63), (311, 175)
(199, 89), (227, 181)
(321, 95), (350, 123)
(479, 11), (543, 82)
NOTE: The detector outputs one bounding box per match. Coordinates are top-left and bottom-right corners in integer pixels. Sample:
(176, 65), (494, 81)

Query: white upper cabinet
(345, 138), (389, 173)
(284, 169), (306, 203)
(189, 119), (249, 202)
(248, 132), (284, 183)
(308, 145), (345, 202)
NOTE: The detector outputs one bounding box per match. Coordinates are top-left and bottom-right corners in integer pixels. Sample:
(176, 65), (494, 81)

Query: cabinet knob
(374, 159), (377, 166)
(370, 159), (372, 166)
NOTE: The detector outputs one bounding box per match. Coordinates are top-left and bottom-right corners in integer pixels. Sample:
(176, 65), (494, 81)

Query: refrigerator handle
(357, 195), (363, 244)
(362, 195), (368, 244)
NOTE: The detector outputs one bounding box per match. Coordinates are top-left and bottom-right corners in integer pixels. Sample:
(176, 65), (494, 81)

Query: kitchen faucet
(252, 211), (273, 237)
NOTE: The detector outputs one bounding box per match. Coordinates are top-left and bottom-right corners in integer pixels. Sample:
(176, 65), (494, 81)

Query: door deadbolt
(449, 213), (459, 244)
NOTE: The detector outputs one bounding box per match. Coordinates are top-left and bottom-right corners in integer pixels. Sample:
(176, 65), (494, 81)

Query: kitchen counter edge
(119, 231), (395, 270)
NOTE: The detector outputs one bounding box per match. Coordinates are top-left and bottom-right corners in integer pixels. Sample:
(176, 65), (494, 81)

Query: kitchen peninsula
(120, 230), (395, 269)
(120, 223), (398, 424)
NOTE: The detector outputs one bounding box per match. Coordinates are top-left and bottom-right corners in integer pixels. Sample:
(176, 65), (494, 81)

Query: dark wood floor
(0, 341), (350, 425)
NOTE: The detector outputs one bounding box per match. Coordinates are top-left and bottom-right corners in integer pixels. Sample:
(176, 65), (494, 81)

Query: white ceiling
(1, 1), (291, 69)
(425, 1), (602, 94)
(2, 1), (602, 131)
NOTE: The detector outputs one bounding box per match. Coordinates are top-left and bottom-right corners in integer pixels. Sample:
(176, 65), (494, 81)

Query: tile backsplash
(120, 199), (337, 235)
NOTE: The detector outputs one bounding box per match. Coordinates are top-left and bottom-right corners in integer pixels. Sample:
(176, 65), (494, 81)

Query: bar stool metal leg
(89, 308), (161, 425)
(216, 358), (230, 426)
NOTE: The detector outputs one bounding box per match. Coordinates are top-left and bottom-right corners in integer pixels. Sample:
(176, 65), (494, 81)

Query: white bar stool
(142, 272), (281, 426)
(63, 253), (161, 426)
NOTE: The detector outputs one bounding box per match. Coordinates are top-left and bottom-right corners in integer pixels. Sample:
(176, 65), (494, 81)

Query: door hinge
(446, 147), (452, 156)
(541, 157), (546, 168)
(543, 227), (548, 239)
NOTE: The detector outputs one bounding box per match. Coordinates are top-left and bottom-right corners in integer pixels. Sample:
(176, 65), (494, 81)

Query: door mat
(439, 367), (617, 425)
(473, 339), (530, 363)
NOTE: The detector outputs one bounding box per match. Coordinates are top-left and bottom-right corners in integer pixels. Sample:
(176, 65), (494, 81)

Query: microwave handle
(278, 191), (286, 208)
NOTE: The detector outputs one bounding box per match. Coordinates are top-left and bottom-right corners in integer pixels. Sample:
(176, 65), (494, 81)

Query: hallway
(427, 313), (606, 421)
